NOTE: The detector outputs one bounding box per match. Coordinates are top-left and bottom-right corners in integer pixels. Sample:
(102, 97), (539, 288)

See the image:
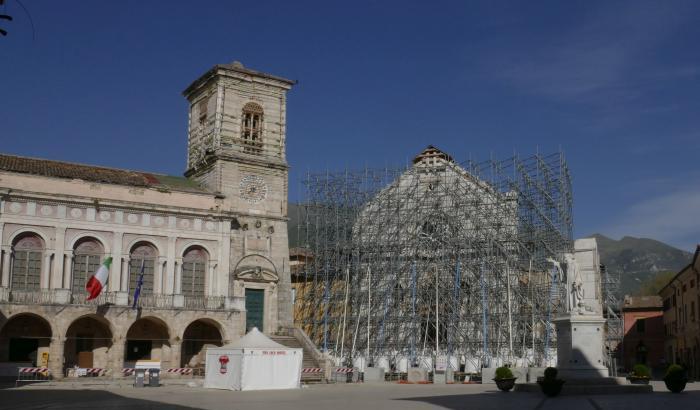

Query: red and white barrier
(84, 368), (106, 376)
(19, 367), (49, 373)
(16, 367), (51, 386)
(122, 368), (135, 376)
(334, 367), (354, 373)
(166, 368), (193, 375)
(302, 368), (323, 373)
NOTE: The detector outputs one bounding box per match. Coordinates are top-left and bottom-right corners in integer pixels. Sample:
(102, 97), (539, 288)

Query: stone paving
(0, 381), (698, 410)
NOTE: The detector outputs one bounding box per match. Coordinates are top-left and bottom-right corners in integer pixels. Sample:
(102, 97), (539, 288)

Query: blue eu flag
(132, 260), (145, 309)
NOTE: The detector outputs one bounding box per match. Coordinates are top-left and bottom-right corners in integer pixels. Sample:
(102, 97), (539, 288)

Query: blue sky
(1, 1), (699, 250)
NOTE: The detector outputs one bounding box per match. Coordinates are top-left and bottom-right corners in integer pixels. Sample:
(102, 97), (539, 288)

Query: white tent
(204, 327), (303, 391)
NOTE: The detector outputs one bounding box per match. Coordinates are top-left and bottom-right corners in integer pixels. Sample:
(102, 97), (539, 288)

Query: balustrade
(0, 288), (243, 312)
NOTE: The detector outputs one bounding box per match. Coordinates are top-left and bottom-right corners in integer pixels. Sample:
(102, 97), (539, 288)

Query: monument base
(363, 367), (385, 383)
(553, 314), (609, 378)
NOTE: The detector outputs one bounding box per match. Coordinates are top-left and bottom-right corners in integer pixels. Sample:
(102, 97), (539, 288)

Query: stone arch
(68, 232), (112, 254)
(124, 237), (165, 258)
(233, 254), (278, 280)
(7, 228), (50, 250)
(180, 318), (224, 368)
(124, 316), (171, 365)
(178, 241), (215, 259)
(64, 314), (113, 370)
(0, 313), (53, 364)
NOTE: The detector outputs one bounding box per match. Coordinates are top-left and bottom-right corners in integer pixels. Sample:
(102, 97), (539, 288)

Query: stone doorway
(245, 288), (264, 332)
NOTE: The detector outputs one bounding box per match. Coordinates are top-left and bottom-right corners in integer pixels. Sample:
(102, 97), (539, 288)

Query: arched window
(129, 243), (156, 295)
(11, 234), (44, 291)
(72, 238), (104, 295)
(241, 102), (263, 155)
(182, 247), (207, 298)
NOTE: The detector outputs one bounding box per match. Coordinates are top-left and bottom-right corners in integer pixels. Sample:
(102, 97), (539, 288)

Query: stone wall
(0, 302), (244, 378)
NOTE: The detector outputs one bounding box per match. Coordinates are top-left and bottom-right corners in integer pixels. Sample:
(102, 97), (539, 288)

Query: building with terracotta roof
(621, 295), (664, 374)
(0, 62), (306, 379)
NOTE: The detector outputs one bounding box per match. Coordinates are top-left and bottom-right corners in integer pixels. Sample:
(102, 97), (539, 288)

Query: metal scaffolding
(292, 147), (573, 371)
(601, 264), (623, 374)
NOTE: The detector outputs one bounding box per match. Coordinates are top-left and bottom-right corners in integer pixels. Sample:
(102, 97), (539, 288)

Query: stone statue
(545, 256), (566, 307)
(564, 253), (584, 314)
(546, 255), (584, 314)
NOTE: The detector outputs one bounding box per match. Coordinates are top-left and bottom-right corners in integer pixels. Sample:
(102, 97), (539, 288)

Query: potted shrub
(493, 367), (517, 392)
(537, 367), (565, 397)
(627, 364), (651, 385)
(663, 364), (688, 393)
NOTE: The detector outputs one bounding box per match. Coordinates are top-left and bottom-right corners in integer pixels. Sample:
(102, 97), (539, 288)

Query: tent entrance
(245, 289), (264, 332)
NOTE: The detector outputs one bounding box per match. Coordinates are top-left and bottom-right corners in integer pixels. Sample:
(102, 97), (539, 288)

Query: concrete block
(434, 371), (446, 384)
(481, 367), (495, 384)
(445, 368), (454, 383)
(407, 367), (427, 383)
(511, 367), (528, 384)
(527, 367), (546, 382)
(363, 367), (385, 382)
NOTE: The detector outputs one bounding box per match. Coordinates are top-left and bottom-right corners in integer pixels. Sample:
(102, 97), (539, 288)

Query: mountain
(588, 234), (693, 296)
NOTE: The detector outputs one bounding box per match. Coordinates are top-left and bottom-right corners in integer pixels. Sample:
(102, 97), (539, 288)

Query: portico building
(0, 61), (298, 378)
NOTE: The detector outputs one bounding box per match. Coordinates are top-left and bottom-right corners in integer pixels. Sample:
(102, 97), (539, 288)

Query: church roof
(0, 153), (212, 194)
(412, 145), (455, 164)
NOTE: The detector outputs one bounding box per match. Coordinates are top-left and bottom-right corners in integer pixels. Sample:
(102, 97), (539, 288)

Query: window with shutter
(72, 238), (104, 295)
(129, 243), (157, 295)
(182, 247), (207, 297)
(11, 234), (44, 291)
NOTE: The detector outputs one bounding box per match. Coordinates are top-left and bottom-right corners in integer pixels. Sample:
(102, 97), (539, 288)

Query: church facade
(0, 62), (295, 378)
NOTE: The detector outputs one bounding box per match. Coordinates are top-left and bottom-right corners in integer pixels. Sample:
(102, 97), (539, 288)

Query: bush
(631, 364), (651, 378)
(543, 367), (558, 380)
(538, 367), (564, 397)
(664, 364), (687, 393)
(494, 366), (514, 380)
(665, 364), (684, 379)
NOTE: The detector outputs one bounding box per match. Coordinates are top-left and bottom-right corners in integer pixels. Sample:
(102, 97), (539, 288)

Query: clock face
(239, 175), (268, 203)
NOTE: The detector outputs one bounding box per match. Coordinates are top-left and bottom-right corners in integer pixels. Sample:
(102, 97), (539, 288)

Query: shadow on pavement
(0, 389), (204, 410)
(396, 390), (544, 410)
(398, 387), (700, 410)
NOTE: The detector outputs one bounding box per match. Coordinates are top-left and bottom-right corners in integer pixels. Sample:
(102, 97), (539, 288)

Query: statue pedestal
(553, 314), (609, 379)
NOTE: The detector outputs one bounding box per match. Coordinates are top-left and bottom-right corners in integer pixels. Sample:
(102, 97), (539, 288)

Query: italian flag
(86, 257), (112, 300)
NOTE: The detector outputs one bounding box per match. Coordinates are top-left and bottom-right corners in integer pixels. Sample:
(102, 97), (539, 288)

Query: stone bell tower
(183, 61), (296, 333)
